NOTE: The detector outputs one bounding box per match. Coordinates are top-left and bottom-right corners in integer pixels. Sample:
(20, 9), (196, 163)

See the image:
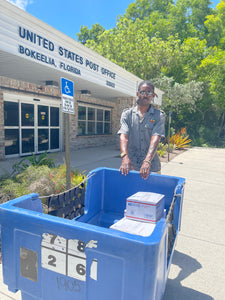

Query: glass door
(4, 98), (60, 157)
(37, 105), (60, 152)
(50, 107), (60, 150)
(21, 103), (35, 154)
(38, 105), (49, 152)
(4, 101), (19, 155)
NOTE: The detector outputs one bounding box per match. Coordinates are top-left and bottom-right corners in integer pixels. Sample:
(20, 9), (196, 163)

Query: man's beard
(136, 98), (150, 106)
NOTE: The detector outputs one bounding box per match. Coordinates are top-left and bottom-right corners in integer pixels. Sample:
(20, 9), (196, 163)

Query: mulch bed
(159, 149), (187, 163)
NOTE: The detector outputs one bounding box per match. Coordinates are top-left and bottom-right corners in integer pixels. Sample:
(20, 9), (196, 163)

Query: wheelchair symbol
(64, 81), (71, 94)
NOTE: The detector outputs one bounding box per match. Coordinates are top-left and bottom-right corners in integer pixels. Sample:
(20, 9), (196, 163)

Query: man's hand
(140, 160), (151, 180)
(119, 156), (134, 176)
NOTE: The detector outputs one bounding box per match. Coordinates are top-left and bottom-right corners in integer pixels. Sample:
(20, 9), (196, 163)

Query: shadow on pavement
(164, 250), (213, 300)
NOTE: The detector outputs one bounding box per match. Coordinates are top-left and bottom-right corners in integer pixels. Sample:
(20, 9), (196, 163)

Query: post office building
(0, 0), (163, 160)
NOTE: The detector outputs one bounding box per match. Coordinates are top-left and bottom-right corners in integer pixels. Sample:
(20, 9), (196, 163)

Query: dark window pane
(97, 122), (103, 134)
(88, 108), (95, 121)
(4, 101), (19, 126)
(38, 129), (49, 151)
(105, 110), (111, 121)
(22, 129), (34, 153)
(50, 129), (59, 149)
(104, 123), (111, 134)
(78, 121), (86, 135)
(22, 104), (34, 126)
(97, 109), (103, 121)
(38, 105), (48, 127)
(5, 129), (19, 155)
(78, 106), (86, 120)
(88, 122), (95, 135)
(50, 107), (59, 126)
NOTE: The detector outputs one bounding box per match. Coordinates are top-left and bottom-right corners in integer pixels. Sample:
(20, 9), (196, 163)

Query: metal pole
(64, 113), (71, 189)
(168, 111), (171, 162)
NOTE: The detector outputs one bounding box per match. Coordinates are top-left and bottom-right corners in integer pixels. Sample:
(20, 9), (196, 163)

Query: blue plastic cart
(0, 167), (185, 300)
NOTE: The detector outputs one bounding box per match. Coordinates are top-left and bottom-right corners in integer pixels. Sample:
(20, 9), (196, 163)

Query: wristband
(120, 152), (127, 158)
(144, 160), (151, 164)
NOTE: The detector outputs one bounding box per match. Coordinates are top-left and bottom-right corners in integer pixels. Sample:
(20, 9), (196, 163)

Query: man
(118, 80), (165, 179)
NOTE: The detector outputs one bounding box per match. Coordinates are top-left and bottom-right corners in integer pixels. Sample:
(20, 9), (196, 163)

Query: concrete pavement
(163, 147), (225, 300)
(0, 145), (122, 178)
(0, 146), (225, 300)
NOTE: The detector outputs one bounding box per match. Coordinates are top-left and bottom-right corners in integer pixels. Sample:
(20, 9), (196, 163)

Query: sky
(7, 0), (221, 41)
(7, 0), (135, 40)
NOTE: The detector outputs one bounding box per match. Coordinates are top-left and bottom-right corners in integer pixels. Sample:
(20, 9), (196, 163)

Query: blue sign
(61, 77), (74, 97)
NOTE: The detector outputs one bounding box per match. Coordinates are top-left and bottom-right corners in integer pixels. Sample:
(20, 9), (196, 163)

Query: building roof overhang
(0, 0), (142, 101)
(0, 49), (135, 100)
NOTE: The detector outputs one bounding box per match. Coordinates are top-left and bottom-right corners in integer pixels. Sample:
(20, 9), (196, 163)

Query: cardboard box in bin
(125, 191), (165, 223)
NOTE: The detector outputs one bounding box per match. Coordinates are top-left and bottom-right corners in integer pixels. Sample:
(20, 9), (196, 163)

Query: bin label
(41, 233), (98, 281)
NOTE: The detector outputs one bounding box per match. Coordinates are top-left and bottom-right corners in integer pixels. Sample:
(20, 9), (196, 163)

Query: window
(4, 101), (19, 155)
(88, 107), (95, 135)
(22, 103), (34, 126)
(38, 105), (48, 127)
(5, 129), (19, 155)
(78, 105), (111, 135)
(4, 101), (19, 126)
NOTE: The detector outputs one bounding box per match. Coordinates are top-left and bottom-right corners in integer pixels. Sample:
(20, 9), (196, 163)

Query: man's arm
(140, 135), (161, 179)
(119, 133), (134, 176)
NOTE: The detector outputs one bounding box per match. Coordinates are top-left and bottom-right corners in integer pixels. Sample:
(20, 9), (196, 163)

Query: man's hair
(138, 80), (155, 91)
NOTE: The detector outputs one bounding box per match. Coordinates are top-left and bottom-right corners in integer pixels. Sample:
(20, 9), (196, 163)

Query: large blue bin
(0, 168), (185, 300)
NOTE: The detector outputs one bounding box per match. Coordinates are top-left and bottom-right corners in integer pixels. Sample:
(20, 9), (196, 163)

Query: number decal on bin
(41, 233), (98, 281)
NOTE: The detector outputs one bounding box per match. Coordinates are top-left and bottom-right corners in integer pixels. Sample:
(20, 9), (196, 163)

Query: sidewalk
(163, 147), (225, 300)
(0, 145), (122, 178)
(1, 146), (225, 300)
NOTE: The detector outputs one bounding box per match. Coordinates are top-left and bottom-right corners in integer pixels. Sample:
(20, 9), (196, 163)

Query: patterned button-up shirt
(118, 105), (165, 172)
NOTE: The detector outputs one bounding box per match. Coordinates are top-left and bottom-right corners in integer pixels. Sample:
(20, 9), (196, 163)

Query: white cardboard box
(110, 217), (156, 237)
(125, 191), (165, 223)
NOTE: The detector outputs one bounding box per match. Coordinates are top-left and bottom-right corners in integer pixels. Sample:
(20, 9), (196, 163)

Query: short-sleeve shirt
(118, 105), (165, 172)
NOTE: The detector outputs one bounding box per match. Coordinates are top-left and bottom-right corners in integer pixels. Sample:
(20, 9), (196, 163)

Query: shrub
(0, 165), (86, 202)
(71, 168), (86, 187)
(16, 165), (52, 184)
(49, 165), (86, 194)
(167, 143), (176, 153)
(157, 142), (175, 157)
(0, 178), (29, 200)
(157, 149), (166, 157)
(11, 152), (55, 176)
(170, 127), (192, 149)
(0, 165), (54, 199)
(157, 142), (167, 152)
(198, 125), (223, 147)
(157, 142), (167, 157)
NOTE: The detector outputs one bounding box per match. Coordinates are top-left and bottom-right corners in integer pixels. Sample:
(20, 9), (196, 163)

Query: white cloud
(7, 0), (33, 11)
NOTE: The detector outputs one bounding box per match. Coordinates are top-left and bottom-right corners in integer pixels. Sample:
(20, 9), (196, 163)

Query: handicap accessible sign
(61, 77), (74, 114)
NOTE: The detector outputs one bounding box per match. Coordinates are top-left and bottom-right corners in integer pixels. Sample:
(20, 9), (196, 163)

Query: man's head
(138, 81), (155, 92)
(136, 81), (156, 107)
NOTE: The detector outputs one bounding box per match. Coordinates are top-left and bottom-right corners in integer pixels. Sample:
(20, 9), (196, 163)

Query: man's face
(136, 84), (155, 107)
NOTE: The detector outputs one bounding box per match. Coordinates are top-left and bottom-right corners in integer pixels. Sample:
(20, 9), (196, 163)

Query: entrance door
(38, 105), (49, 152)
(4, 98), (60, 157)
(37, 105), (60, 153)
(21, 103), (35, 154)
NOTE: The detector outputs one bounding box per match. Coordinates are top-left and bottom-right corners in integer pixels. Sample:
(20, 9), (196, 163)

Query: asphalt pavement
(0, 146), (225, 300)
